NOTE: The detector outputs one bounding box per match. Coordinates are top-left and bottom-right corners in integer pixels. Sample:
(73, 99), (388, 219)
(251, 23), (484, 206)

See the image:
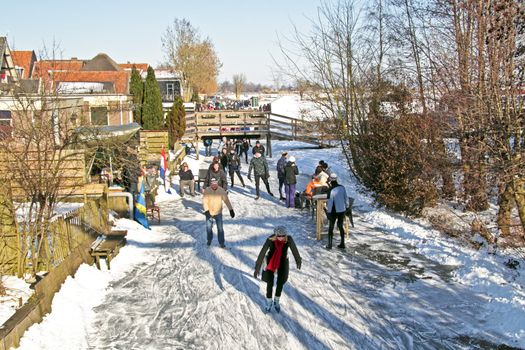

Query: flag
(134, 179), (150, 229)
(160, 145), (168, 188)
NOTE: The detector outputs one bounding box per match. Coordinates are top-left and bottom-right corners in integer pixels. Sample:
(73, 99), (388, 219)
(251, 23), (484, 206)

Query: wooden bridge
(184, 110), (332, 157)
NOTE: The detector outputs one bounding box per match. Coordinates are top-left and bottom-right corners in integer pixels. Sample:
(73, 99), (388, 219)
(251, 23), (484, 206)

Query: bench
(90, 232), (127, 270)
(195, 168), (208, 191)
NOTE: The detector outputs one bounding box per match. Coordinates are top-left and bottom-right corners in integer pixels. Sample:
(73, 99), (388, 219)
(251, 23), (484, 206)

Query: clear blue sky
(2, 0), (321, 85)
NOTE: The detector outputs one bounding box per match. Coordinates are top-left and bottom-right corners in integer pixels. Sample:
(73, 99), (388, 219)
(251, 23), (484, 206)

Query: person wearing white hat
(325, 172), (348, 249)
(284, 156), (299, 208)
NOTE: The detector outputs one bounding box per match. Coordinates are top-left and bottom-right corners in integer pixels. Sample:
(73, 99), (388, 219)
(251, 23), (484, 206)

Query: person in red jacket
(254, 226), (302, 313)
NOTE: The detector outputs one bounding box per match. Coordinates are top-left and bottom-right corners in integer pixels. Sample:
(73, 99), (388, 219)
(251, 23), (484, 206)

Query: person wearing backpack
(276, 152), (288, 200)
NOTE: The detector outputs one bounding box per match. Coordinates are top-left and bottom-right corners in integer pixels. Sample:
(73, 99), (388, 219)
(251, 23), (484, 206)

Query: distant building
(0, 37), (19, 85)
(154, 69), (183, 111)
(33, 53), (149, 126)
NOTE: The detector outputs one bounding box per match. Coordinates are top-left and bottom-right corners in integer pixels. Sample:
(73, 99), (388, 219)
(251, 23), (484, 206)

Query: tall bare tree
(162, 18), (221, 100)
(232, 73), (246, 100)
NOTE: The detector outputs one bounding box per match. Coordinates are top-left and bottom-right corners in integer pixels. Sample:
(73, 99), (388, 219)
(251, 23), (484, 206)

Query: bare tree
(162, 18), (222, 100)
(232, 73), (246, 100)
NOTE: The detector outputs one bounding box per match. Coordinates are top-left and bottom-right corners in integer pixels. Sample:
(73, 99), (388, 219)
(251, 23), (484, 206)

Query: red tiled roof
(11, 51), (36, 78)
(33, 60), (85, 78)
(53, 71), (130, 94)
(119, 63), (149, 72)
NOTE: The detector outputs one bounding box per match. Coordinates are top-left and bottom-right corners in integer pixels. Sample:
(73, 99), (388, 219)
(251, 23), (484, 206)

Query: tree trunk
(497, 182), (515, 237)
(514, 178), (525, 235)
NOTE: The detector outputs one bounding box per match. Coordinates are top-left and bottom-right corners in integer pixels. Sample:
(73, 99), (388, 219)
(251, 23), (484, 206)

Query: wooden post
(195, 138), (200, 160)
(316, 198), (327, 240)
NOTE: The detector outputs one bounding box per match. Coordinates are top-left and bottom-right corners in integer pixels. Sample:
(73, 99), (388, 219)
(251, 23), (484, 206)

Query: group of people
(173, 139), (351, 312)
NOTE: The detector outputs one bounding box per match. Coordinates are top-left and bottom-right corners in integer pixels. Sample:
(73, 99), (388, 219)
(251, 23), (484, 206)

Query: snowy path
(84, 149), (511, 349)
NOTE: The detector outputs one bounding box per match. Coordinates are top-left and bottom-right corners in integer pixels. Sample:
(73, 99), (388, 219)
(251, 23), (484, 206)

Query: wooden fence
(0, 184), (109, 275)
(139, 130), (169, 164)
(0, 149), (86, 200)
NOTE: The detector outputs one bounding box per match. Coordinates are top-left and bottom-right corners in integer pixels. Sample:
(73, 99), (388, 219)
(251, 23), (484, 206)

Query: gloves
(204, 210), (211, 219)
(230, 209), (235, 218)
(253, 270), (258, 279)
(297, 260), (302, 270)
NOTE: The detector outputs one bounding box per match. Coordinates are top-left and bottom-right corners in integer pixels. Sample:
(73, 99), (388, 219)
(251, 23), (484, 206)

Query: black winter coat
(255, 235), (302, 283)
(284, 162), (299, 185)
(179, 168), (194, 181)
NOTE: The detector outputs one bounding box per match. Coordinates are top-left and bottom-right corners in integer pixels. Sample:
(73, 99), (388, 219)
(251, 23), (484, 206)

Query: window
(0, 110), (13, 138)
(166, 83), (175, 96)
(91, 107), (108, 125)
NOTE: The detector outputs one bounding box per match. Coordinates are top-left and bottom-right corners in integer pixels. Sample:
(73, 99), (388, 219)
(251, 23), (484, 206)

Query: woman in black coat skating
(254, 226), (302, 313)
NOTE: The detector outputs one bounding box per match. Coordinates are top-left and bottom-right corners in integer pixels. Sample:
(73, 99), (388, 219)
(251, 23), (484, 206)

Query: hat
(282, 152), (288, 156)
(289, 156), (296, 163)
(256, 140), (260, 144)
(230, 149), (235, 153)
(329, 173), (338, 180)
(274, 226), (287, 236)
(210, 177), (219, 183)
(182, 162), (188, 167)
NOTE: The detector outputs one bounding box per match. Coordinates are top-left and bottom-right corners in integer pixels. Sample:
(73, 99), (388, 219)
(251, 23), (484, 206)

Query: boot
(274, 297), (281, 313)
(337, 232), (345, 249)
(265, 298), (273, 313)
(325, 234), (333, 249)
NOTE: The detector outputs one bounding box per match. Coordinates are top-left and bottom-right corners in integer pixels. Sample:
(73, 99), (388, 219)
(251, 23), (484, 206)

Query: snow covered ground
(14, 140), (525, 350)
(0, 276), (32, 327)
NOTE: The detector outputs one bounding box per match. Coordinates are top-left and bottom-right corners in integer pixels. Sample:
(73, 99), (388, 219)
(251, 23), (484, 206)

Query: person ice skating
(178, 162), (195, 197)
(284, 156), (299, 208)
(202, 178), (235, 248)
(204, 161), (228, 191)
(227, 149), (245, 187)
(252, 140), (265, 157)
(248, 151), (274, 200)
(241, 139), (250, 163)
(203, 138), (213, 157)
(325, 173), (348, 249)
(254, 226), (302, 313)
(220, 148), (229, 173)
(276, 152), (288, 200)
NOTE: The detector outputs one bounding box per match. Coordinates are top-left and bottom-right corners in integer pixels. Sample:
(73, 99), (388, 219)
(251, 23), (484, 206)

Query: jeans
(285, 183), (296, 208)
(278, 176), (285, 198)
(240, 150), (248, 163)
(206, 213), (225, 245)
(205, 145), (212, 156)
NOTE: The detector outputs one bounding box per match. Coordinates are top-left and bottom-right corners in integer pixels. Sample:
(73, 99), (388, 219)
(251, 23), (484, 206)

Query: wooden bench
(90, 232), (127, 270)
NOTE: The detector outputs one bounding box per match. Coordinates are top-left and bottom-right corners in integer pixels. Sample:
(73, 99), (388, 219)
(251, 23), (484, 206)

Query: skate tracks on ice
(88, 188), (513, 350)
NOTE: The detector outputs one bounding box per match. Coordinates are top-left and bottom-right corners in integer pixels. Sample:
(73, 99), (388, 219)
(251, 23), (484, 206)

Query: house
(33, 53), (144, 126)
(0, 37), (19, 85)
(154, 69), (183, 111)
(11, 50), (37, 79)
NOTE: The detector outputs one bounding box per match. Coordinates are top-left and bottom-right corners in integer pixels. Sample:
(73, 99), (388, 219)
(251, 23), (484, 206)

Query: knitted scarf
(266, 238), (285, 272)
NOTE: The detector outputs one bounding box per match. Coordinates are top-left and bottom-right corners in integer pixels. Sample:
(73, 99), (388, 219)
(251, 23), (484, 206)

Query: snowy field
(15, 140), (525, 350)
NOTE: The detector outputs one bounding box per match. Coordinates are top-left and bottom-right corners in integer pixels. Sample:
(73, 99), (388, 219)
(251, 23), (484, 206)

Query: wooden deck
(184, 110), (334, 157)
